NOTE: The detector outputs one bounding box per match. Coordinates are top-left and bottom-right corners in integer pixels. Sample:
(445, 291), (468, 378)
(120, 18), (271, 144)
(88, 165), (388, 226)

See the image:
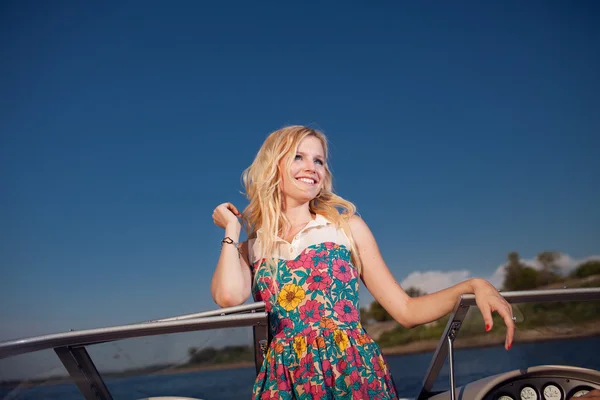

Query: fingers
(478, 301), (494, 333)
(496, 301), (516, 350)
(482, 299), (515, 351)
(212, 202), (242, 229)
(473, 280), (517, 352)
(211, 209), (220, 227)
(226, 203), (242, 217)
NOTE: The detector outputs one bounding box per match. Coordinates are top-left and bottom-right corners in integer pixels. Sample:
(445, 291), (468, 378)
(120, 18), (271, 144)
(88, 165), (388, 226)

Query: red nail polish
(507, 343), (512, 350)
(486, 324), (490, 331)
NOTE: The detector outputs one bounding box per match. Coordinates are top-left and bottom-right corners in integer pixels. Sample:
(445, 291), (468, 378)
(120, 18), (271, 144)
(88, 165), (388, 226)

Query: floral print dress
(250, 216), (398, 399)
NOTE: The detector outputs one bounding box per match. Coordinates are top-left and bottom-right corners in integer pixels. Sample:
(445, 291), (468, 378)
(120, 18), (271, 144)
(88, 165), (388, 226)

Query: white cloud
(359, 269), (474, 306)
(399, 254), (600, 294)
(489, 264), (507, 288)
(400, 270), (472, 294)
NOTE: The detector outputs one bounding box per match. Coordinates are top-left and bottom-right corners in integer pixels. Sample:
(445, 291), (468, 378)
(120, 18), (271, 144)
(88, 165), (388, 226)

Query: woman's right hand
(212, 202), (242, 229)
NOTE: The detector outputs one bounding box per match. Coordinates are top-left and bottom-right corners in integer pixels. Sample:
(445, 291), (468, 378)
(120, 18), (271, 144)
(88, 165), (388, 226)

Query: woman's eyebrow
(296, 151), (325, 159)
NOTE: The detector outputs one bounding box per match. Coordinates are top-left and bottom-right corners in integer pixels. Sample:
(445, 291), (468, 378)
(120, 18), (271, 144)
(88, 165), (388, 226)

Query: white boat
(1, 288), (599, 399)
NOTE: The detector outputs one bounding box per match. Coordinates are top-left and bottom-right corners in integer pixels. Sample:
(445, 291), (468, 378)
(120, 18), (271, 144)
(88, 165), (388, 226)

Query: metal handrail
(416, 287), (600, 400)
(147, 301), (267, 322)
(462, 287), (600, 306)
(0, 301), (269, 400)
(0, 302), (268, 359)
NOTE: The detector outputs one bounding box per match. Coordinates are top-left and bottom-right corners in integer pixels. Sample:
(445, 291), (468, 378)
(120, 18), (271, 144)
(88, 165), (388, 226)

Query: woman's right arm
(210, 203), (252, 308)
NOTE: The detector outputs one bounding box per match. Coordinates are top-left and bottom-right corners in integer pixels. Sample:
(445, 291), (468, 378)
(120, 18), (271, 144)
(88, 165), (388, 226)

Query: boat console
(428, 365), (599, 400)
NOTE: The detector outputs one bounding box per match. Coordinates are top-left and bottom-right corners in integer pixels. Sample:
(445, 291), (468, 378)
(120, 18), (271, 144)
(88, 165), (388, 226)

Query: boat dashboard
(427, 366), (600, 400)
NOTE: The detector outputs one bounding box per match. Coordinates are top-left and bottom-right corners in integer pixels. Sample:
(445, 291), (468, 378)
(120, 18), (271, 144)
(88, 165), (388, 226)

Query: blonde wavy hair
(241, 125), (362, 286)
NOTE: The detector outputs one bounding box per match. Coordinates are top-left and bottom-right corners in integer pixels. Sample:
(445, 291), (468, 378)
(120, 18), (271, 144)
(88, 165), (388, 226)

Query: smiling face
(279, 135), (327, 207)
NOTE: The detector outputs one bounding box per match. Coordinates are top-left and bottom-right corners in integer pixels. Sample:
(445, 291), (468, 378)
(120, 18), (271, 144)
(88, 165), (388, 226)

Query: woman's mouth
(296, 177), (316, 185)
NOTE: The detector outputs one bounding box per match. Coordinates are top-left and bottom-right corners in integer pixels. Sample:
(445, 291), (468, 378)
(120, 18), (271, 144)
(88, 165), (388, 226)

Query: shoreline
(156, 322), (600, 373)
(382, 324), (600, 357)
(3, 329), (599, 388)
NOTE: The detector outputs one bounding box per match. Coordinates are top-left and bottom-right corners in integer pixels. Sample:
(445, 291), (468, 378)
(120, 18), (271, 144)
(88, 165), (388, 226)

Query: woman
(211, 125), (515, 399)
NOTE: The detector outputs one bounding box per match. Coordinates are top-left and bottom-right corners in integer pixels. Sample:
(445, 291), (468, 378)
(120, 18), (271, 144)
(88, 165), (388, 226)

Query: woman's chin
(287, 192), (318, 205)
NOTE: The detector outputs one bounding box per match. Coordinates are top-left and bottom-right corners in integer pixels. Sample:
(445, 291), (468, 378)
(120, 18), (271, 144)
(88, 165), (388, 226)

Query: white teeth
(297, 178), (315, 184)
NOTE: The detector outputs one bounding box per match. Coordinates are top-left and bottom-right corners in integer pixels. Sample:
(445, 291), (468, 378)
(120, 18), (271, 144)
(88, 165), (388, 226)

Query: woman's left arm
(349, 215), (515, 350)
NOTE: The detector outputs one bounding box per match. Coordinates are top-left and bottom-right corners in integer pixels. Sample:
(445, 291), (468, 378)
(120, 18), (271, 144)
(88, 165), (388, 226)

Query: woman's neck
(283, 204), (314, 226)
(280, 205), (314, 243)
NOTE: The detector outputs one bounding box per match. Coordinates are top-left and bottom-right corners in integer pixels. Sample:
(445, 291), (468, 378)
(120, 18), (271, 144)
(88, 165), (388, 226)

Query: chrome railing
(0, 301), (269, 400)
(416, 287), (600, 400)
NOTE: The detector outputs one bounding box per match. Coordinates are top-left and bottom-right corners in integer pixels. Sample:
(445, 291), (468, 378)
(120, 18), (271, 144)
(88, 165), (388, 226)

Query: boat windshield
(0, 303), (268, 400)
(422, 288), (600, 399)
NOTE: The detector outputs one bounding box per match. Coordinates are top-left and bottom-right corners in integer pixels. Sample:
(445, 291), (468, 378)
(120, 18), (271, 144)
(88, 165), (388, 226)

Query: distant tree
(185, 345), (253, 366)
(504, 251), (522, 289)
(536, 251), (562, 286)
(189, 347), (218, 364)
(508, 251), (520, 266)
(537, 251), (562, 271)
(405, 287), (427, 297)
(360, 306), (370, 325)
(369, 301), (393, 322)
(503, 251), (539, 291)
(366, 287), (426, 322)
(570, 260), (600, 279)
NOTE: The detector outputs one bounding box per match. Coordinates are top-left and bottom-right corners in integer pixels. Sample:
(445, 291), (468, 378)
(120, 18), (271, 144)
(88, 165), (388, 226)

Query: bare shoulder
(348, 214), (368, 232)
(347, 214), (391, 282)
(347, 214), (376, 245)
(348, 214), (364, 226)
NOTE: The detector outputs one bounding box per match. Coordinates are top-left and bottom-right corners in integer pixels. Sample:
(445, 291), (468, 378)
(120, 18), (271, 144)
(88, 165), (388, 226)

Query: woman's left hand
(471, 278), (516, 350)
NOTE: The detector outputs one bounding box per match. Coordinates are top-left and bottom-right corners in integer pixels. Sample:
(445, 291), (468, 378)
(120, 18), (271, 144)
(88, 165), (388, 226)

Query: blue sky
(1, 0), (599, 378)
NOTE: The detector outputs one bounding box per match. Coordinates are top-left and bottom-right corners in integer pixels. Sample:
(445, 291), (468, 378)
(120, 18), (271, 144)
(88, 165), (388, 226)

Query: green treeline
(363, 252), (600, 348)
(186, 345), (254, 366)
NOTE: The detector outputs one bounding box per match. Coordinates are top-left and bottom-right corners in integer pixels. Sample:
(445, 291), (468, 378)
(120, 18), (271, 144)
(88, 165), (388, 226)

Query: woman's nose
(304, 160), (316, 171)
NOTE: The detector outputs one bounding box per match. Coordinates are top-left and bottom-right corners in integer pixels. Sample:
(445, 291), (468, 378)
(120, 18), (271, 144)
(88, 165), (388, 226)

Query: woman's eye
(315, 159), (324, 165)
(294, 154), (302, 160)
